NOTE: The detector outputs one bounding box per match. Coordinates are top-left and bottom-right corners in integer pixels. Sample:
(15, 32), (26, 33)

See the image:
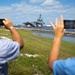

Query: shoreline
(17, 27), (75, 37)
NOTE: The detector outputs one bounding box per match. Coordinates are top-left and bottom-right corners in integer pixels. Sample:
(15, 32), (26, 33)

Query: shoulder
(0, 40), (20, 64)
(53, 58), (75, 75)
(0, 39), (20, 48)
(53, 60), (66, 75)
(65, 58), (75, 68)
(53, 59), (66, 70)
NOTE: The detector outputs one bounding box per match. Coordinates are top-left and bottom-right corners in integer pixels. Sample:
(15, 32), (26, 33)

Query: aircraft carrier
(24, 14), (45, 28)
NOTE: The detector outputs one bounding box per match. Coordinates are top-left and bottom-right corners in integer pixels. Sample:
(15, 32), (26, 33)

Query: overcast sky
(0, 0), (75, 25)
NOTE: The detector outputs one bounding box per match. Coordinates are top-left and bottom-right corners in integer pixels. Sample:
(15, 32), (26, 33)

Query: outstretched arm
(48, 16), (65, 69)
(3, 18), (24, 49)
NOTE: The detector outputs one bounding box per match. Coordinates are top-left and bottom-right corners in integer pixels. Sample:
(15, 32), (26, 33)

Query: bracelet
(9, 26), (14, 29)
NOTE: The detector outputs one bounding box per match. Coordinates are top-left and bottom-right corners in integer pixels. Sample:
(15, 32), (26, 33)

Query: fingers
(3, 20), (6, 24)
(3, 18), (10, 25)
(50, 17), (59, 29)
(50, 22), (55, 29)
(3, 18), (7, 24)
(55, 18), (58, 26)
(64, 29), (66, 32)
(60, 15), (64, 27)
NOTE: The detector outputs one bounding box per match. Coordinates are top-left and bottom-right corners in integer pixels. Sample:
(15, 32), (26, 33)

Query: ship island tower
(24, 14), (45, 28)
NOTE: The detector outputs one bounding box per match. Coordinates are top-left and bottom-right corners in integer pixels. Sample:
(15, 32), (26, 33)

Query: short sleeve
(53, 60), (66, 75)
(0, 39), (20, 64)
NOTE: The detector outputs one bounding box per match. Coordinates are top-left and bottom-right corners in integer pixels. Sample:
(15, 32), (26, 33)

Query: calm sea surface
(33, 32), (75, 43)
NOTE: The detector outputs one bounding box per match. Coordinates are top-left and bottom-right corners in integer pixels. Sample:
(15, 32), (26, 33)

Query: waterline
(33, 32), (75, 43)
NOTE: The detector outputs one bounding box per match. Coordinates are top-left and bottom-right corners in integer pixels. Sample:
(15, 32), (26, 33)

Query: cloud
(0, 6), (12, 13)
(41, 0), (62, 8)
(30, 0), (46, 4)
(11, 2), (46, 14)
(0, 0), (75, 25)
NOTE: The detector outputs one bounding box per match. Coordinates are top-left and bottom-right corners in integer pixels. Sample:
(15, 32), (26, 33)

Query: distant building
(24, 14), (45, 28)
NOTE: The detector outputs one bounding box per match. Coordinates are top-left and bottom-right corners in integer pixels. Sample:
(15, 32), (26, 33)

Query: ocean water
(33, 25), (75, 43)
(33, 31), (75, 43)
(32, 26), (75, 32)
(41, 26), (75, 32)
(16, 26), (75, 43)
(33, 26), (75, 43)
(15, 25), (75, 32)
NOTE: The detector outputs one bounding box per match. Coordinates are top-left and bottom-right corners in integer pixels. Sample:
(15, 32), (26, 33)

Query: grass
(0, 28), (75, 75)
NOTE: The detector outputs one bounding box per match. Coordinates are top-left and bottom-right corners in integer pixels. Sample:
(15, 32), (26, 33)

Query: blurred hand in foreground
(50, 15), (65, 39)
(3, 18), (14, 30)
